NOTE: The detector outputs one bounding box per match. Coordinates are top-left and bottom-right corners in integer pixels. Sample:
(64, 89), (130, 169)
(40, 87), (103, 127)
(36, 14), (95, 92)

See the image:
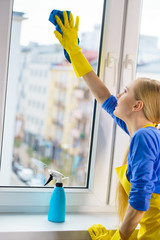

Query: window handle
(122, 54), (135, 84)
(103, 52), (118, 86)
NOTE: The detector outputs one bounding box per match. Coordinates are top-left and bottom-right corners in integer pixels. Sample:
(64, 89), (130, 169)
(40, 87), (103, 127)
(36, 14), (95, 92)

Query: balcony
(54, 100), (65, 109)
(72, 110), (88, 121)
(71, 128), (81, 138)
(52, 118), (64, 128)
(74, 88), (90, 100)
(74, 89), (84, 99)
(55, 82), (66, 90)
(72, 109), (83, 119)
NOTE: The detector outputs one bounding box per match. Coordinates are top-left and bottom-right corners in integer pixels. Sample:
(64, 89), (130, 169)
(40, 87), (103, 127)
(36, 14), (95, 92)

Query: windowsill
(0, 212), (118, 240)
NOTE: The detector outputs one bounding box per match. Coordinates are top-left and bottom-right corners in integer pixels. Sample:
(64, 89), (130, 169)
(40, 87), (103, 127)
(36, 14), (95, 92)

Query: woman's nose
(117, 93), (122, 99)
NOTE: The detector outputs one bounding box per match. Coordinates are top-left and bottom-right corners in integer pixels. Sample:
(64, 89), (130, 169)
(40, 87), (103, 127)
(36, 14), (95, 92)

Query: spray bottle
(44, 169), (67, 222)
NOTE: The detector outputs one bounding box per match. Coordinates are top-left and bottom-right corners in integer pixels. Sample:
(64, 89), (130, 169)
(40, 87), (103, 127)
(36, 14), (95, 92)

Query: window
(108, 0), (160, 206)
(0, 0), (149, 213)
(0, 0), (105, 190)
(136, 0), (160, 81)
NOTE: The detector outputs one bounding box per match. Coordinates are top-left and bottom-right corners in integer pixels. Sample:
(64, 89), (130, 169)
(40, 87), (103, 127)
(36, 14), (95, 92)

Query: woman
(53, 11), (160, 239)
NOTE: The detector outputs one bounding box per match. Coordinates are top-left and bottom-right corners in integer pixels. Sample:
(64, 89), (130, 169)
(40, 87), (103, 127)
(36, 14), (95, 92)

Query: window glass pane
(1, 0), (104, 187)
(136, 0), (160, 82)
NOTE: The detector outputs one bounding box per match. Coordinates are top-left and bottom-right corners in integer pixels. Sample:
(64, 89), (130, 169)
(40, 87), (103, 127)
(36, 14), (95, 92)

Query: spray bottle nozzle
(44, 169), (68, 186)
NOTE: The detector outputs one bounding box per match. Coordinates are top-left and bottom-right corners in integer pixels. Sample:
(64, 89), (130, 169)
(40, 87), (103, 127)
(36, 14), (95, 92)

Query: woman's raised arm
(83, 71), (111, 104)
(54, 11), (111, 104)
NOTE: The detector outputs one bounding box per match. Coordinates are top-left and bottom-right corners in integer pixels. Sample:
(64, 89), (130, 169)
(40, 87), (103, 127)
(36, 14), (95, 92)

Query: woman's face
(114, 82), (137, 121)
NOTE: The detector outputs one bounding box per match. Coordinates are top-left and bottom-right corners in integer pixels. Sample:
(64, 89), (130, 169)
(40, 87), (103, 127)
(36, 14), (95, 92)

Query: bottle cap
(56, 182), (63, 187)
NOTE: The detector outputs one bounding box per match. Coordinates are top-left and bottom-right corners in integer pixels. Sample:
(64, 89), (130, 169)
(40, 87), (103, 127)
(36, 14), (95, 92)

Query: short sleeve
(101, 95), (129, 135)
(129, 131), (157, 211)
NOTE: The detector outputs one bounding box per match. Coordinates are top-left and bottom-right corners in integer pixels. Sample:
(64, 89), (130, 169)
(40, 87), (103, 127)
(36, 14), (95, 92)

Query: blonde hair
(116, 78), (160, 223)
(134, 78), (160, 124)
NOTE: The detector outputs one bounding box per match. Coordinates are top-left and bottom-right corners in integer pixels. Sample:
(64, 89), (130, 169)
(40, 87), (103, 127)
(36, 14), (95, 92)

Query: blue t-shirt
(102, 95), (160, 211)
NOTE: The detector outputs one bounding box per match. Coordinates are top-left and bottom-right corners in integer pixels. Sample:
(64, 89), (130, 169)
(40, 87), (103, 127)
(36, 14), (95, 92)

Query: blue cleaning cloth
(49, 9), (80, 63)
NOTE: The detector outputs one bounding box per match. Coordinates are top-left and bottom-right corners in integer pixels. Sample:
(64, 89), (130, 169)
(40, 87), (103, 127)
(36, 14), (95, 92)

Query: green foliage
(14, 138), (22, 148)
(40, 156), (51, 166)
(26, 147), (34, 157)
(80, 133), (85, 139)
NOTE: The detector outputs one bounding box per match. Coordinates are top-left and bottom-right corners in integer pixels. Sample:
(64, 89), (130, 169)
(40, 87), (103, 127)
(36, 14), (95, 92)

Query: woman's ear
(132, 100), (144, 112)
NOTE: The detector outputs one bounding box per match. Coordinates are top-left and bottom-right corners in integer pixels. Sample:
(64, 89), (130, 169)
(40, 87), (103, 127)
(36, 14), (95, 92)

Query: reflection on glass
(4, 0), (104, 187)
(136, 0), (160, 82)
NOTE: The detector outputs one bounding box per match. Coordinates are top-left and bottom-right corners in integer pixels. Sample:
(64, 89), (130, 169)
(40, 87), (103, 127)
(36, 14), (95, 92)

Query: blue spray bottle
(44, 170), (67, 223)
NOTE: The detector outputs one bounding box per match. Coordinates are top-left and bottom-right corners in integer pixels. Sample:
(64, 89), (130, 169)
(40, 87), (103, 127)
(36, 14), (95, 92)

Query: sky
(13, 0), (104, 46)
(13, 0), (160, 46)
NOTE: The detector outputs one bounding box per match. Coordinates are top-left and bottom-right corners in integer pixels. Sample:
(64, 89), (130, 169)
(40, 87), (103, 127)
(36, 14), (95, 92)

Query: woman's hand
(54, 11), (80, 55)
(88, 224), (112, 240)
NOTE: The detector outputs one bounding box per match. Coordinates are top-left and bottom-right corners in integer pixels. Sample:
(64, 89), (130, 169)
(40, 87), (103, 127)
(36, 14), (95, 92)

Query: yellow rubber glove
(88, 224), (113, 240)
(54, 11), (93, 78)
(110, 230), (122, 240)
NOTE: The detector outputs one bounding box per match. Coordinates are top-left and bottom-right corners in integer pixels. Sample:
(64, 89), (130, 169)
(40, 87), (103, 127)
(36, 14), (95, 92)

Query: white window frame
(0, 0), (142, 213)
(108, 0), (143, 205)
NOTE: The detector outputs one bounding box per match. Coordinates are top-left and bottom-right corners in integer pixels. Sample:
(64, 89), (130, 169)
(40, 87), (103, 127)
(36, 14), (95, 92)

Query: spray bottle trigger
(44, 174), (53, 186)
